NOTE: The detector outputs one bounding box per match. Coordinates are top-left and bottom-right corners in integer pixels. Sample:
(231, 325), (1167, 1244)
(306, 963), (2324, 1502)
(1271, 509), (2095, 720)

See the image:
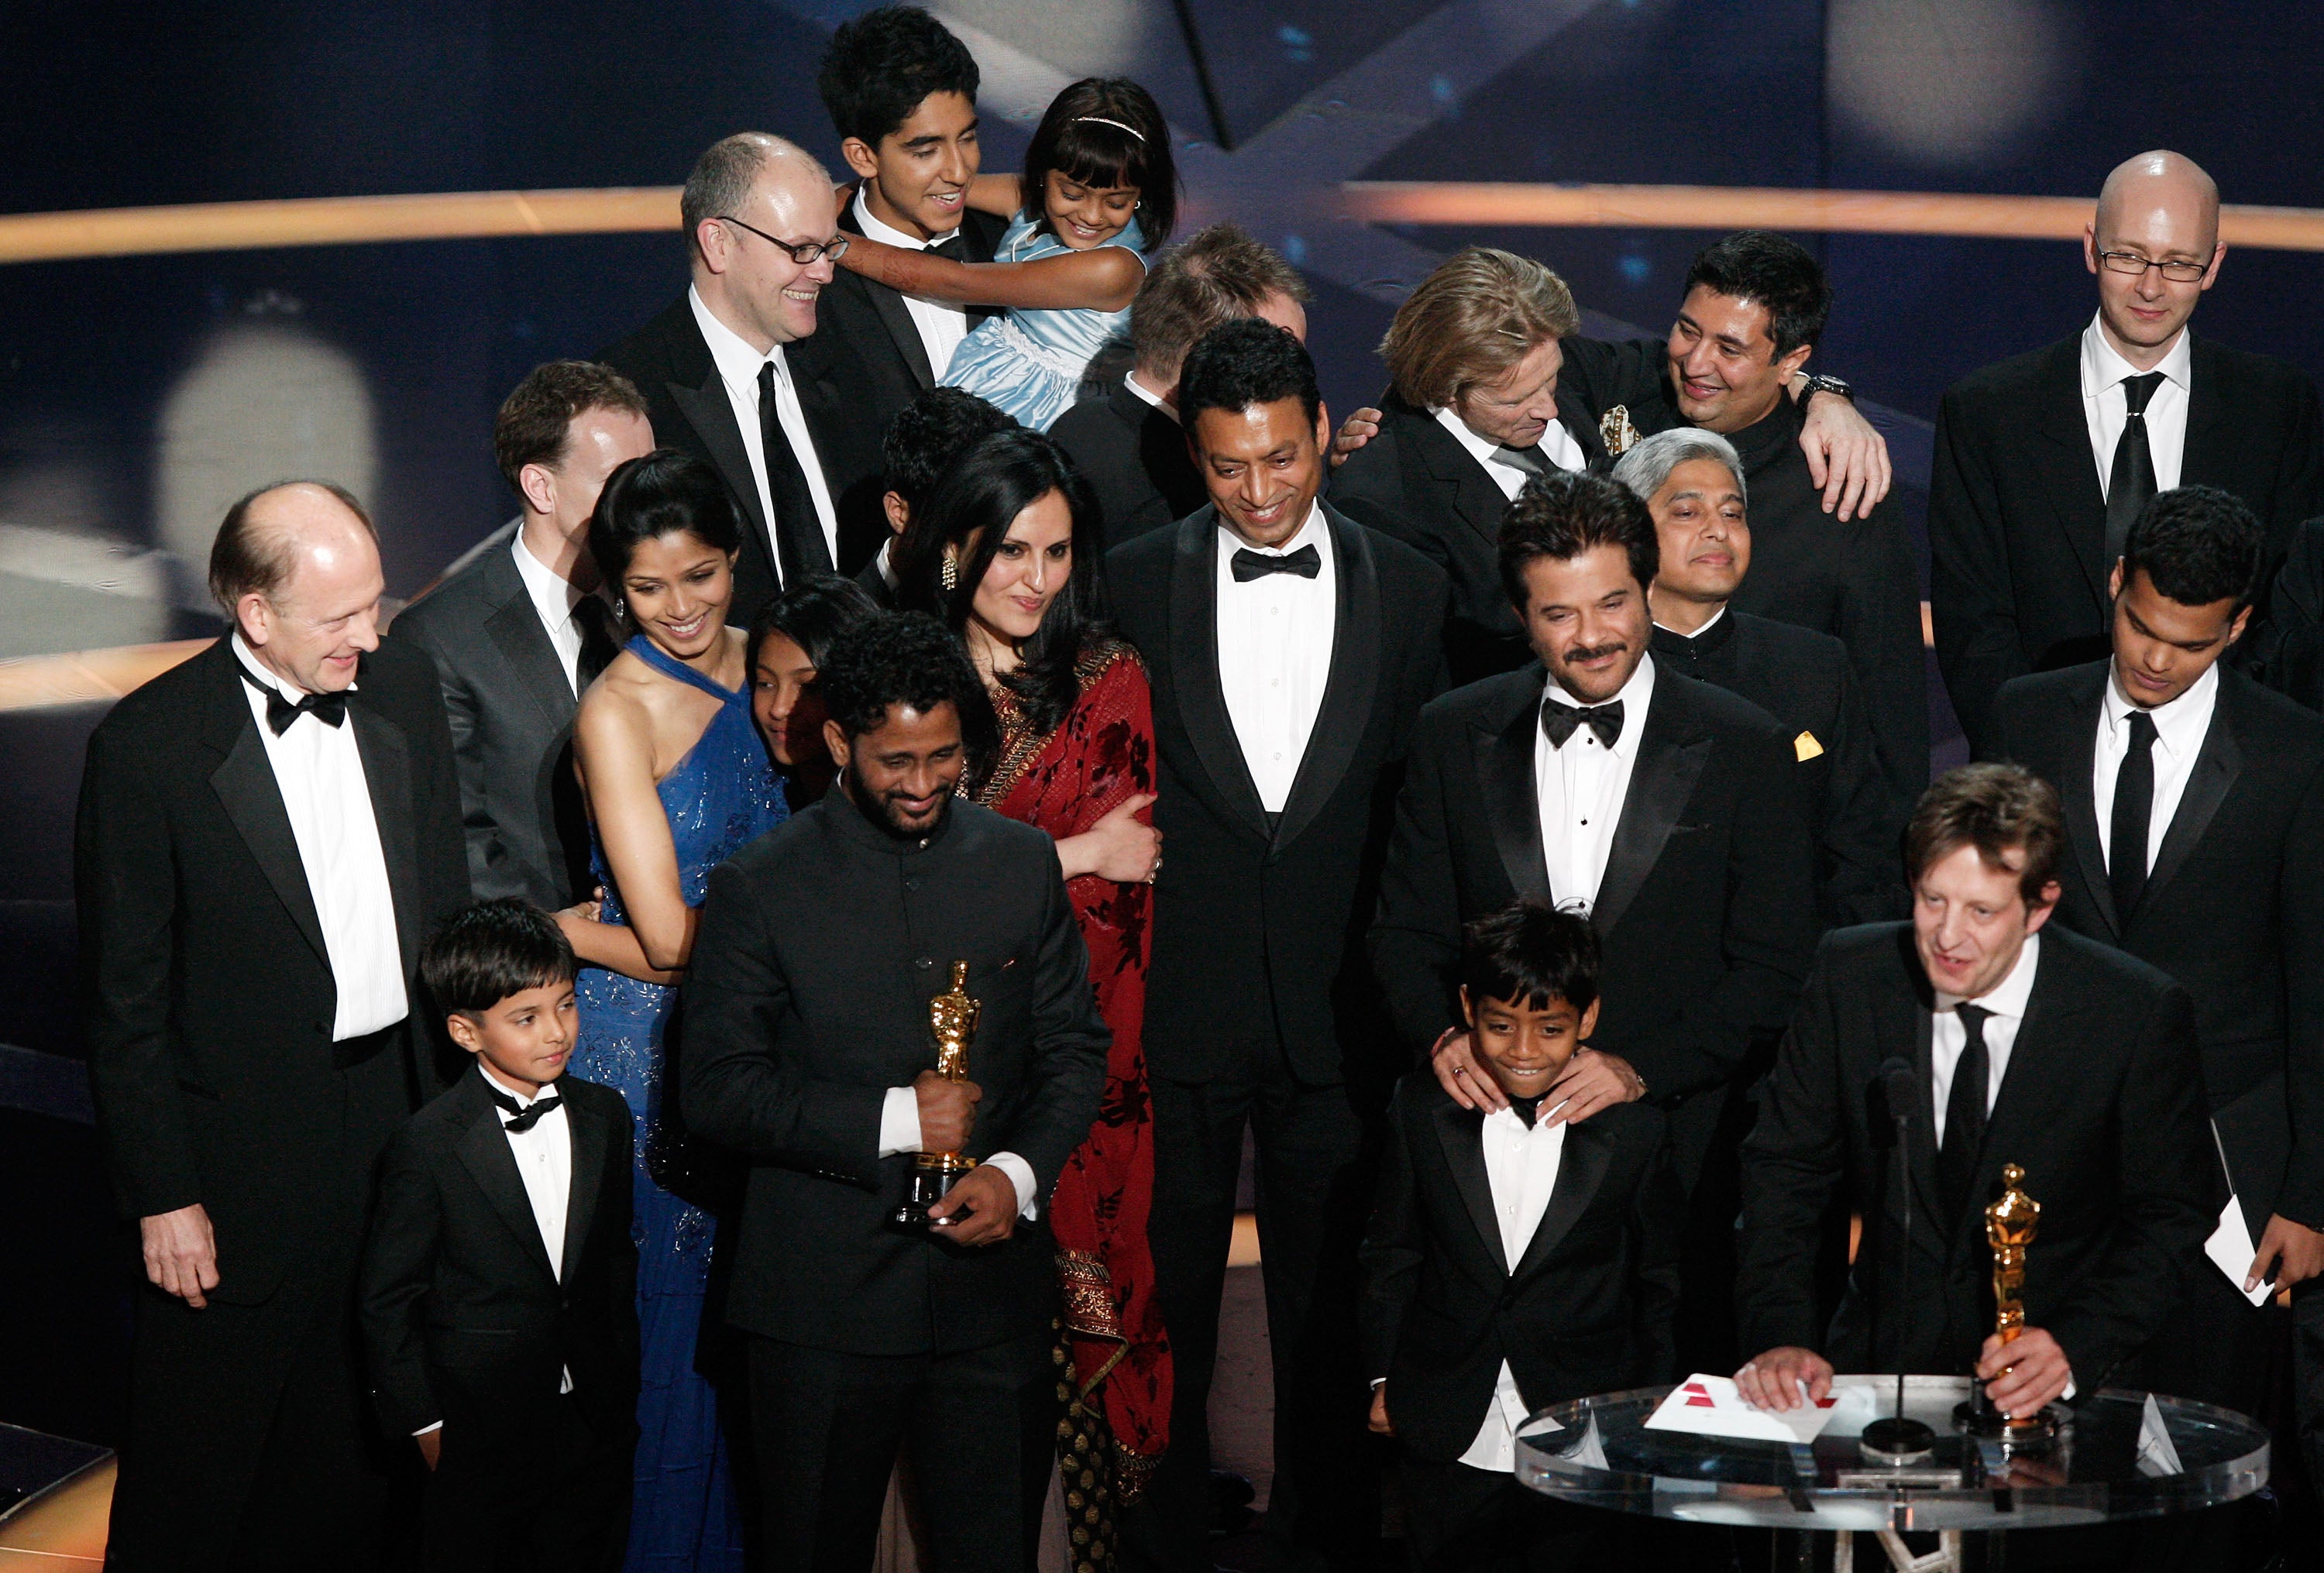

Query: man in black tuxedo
(806, 5), (1004, 545)
(1736, 764), (2217, 1434)
(1614, 427), (1902, 927)
(1369, 468), (1817, 1369)
(1052, 222), (1311, 551)
(76, 481), (469, 1568)
(1930, 149), (2324, 756)
(1106, 320), (1449, 1570)
(390, 362), (651, 908)
(1554, 232), (1927, 832)
(597, 132), (861, 625)
(1985, 486), (2324, 1467)
(855, 386), (1016, 608)
(681, 613), (1107, 1571)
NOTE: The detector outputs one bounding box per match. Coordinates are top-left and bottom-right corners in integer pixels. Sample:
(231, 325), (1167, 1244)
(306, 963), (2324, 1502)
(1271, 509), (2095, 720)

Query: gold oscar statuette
(1958, 1163), (2058, 1443)
(892, 961), (981, 1228)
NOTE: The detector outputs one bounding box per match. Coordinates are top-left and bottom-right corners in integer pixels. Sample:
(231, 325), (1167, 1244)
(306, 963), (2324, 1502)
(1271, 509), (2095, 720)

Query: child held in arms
(359, 898), (640, 1571)
(1360, 902), (1683, 1571)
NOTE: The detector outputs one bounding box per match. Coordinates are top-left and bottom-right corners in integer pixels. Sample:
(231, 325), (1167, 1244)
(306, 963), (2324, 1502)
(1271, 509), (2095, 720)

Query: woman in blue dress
(556, 450), (786, 1572)
(833, 76), (1181, 431)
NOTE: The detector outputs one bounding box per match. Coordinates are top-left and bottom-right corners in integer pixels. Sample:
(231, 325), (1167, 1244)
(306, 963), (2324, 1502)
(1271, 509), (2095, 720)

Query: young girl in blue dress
(833, 77), (1180, 431)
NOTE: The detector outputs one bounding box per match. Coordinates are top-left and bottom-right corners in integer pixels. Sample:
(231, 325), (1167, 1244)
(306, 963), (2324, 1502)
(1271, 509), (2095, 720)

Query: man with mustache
(1370, 468), (1817, 1369)
(681, 610), (1108, 1570)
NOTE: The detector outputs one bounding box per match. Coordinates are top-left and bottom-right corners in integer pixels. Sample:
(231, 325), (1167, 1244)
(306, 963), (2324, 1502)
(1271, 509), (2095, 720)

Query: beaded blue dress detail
(572, 634), (786, 1573)
(942, 213), (1147, 431)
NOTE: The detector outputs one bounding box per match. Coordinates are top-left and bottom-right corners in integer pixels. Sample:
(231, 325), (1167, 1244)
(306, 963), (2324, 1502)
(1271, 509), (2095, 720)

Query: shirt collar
(1653, 603), (1728, 643)
(1542, 650), (1657, 754)
(2103, 658), (2219, 760)
(512, 529), (586, 618)
(230, 630), (352, 701)
(1218, 500), (1328, 562)
(2081, 310), (2192, 399)
(689, 282), (786, 392)
(477, 1059), (557, 1108)
(851, 187), (957, 252)
(1935, 932), (2041, 1018)
(1432, 404), (1513, 473)
(1124, 369), (1177, 421)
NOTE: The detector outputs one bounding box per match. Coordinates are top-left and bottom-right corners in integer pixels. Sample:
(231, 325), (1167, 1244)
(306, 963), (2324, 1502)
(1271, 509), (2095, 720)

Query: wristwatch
(1798, 373), (1855, 404)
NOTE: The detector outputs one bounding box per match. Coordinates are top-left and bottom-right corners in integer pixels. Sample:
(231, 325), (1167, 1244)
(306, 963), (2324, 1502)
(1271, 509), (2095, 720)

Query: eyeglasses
(2095, 249), (2209, 283)
(717, 215), (851, 266)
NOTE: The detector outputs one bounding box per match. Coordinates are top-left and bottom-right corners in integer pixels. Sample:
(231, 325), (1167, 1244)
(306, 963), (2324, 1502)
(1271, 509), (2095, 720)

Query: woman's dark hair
(587, 448), (743, 590)
(422, 898), (576, 1018)
(816, 5), (980, 149)
(2122, 484), (2265, 612)
(817, 610), (998, 765)
(747, 573), (882, 674)
(1497, 469), (1659, 610)
(1021, 77), (1178, 250)
(1903, 763), (2063, 907)
(892, 428), (1112, 738)
(1459, 902), (1600, 1015)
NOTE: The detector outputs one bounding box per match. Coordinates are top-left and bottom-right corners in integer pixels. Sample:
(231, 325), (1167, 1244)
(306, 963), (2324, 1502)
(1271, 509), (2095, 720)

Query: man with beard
(681, 611), (1109, 1571)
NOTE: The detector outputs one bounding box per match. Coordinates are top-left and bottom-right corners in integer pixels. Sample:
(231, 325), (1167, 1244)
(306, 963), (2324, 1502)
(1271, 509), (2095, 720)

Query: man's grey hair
(680, 132), (826, 257)
(1611, 428), (1747, 512)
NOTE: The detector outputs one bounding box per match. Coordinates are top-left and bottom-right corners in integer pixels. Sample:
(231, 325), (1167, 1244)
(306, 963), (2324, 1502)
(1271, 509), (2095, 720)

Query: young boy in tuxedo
(1360, 903), (1683, 1571)
(359, 898), (638, 1571)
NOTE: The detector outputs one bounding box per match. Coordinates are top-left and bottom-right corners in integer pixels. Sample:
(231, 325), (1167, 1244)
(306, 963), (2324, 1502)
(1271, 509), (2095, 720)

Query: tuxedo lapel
(350, 687), (423, 983)
(1408, 406), (1508, 548)
(1512, 1119), (1612, 1279)
(1432, 1099), (1507, 1273)
(837, 203), (937, 389)
(560, 1087), (609, 1279)
(1556, 387), (1609, 468)
(2179, 337), (2233, 489)
(2030, 339), (2110, 612)
(482, 558), (576, 732)
(1473, 686), (1552, 905)
(1886, 928), (1946, 1235)
(1593, 691), (1710, 938)
(1275, 507), (1380, 851)
(2056, 670), (2120, 938)
(203, 647), (329, 971)
(2143, 691), (2240, 912)
(1165, 510), (1271, 840)
(669, 367), (772, 550)
(1973, 984), (2085, 1221)
(456, 1090), (559, 1285)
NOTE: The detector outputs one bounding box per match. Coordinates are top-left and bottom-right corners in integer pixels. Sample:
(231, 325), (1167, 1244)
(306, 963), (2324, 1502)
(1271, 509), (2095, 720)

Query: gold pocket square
(1794, 731), (1824, 762)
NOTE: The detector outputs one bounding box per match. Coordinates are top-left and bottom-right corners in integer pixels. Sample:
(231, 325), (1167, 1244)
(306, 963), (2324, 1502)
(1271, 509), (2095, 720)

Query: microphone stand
(1862, 1062), (1936, 1464)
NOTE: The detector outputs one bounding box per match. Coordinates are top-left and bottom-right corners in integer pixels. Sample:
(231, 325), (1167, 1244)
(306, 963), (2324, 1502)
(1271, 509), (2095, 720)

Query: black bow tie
(1231, 544), (1321, 582)
(1507, 1093), (1545, 1127)
(487, 1086), (562, 1133)
(1540, 695), (1624, 749)
(239, 665), (347, 734)
(926, 232), (968, 261)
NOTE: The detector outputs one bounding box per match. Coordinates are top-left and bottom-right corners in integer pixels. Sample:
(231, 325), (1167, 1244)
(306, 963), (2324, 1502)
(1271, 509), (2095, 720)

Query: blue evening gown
(571, 634), (787, 1573)
(943, 213), (1147, 430)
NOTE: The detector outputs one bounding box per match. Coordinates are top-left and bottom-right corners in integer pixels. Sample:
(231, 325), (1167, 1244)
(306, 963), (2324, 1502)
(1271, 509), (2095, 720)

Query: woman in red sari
(899, 427), (1169, 1566)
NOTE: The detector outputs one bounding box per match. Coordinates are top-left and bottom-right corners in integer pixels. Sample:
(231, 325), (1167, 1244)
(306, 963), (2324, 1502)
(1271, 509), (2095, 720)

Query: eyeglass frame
(2093, 248), (2212, 284)
(714, 214), (851, 266)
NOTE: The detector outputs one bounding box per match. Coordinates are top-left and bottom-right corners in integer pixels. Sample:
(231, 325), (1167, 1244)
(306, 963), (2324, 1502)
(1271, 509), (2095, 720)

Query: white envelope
(1644, 1373), (1841, 1444)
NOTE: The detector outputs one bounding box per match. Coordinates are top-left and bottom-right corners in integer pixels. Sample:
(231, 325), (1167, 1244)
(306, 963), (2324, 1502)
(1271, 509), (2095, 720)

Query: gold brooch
(1599, 404), (1641, 457)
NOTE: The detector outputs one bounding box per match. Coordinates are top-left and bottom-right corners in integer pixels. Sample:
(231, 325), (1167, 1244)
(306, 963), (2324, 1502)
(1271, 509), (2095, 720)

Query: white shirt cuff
(986, 1152), (1040, 1221)
(878, 1086), (922, 1158)
(413, 1421), (442, 1437)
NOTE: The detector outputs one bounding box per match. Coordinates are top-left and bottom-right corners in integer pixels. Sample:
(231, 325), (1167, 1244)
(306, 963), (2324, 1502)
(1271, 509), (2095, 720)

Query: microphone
(1862, 1056), (1936, 1463)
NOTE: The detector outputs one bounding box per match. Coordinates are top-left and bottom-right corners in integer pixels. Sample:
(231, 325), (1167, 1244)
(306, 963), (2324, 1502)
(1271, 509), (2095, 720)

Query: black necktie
(1539, 695), (1624, 749)
(1938, 1003), (1992, 1222)
(487, 1086), (563, 1134)
(573, 595), (620, 689)
(2104, 371), (2167, 569)
(757, 359), (833, 587)
(2110, 709), (2158, 922)
(1230, 544), (1322, 582)
(238, 665), (346, 734)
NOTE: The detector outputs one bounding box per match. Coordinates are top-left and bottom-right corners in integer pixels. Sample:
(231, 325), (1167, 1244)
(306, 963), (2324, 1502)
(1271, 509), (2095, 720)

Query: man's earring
(940, 553), (958, 592)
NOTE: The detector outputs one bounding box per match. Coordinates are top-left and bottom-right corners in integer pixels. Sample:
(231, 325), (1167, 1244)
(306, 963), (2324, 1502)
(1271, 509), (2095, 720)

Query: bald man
(1930, 149), (2324, 754)
(599, 132), (873, 624)
(76, 481), (469, 1568)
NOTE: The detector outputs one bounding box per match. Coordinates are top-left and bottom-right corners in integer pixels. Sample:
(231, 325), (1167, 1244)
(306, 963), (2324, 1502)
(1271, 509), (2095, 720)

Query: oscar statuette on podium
(892, 960), (982, 1228)
(1957, 1163), (2061, 1445)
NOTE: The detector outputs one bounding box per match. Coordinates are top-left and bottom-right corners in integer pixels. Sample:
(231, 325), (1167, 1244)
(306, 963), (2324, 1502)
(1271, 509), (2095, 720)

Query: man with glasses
(1930, 149), (2324, 754)
(599, 132), (866, 624)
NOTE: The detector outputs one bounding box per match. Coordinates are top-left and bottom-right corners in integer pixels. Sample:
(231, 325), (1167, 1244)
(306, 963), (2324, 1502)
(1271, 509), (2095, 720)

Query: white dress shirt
(1122, 369), (1177, 422)
(1930, 933), (2040, 1148)
(687, 284), (841, 576)
(876, 1087), (1040, 1221)
(230, 634), (407, 1039)
(511, 531), (590, 695)
(1216, 503), (1336, 813)
(2081, 311), (2193, 499)
(1533, 654), (1658, 916)
(853, 188), (971, 384)
(2092, 661), (2217, 875)
(1435, 404), (1587, 501)
(1454, 1103), (1570, 1471)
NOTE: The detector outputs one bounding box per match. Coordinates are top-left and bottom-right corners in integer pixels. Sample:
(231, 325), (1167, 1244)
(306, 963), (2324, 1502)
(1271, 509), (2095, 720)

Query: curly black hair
(1684, 230), (1831, 359)
(1497, 469), (1659, 609)
(816, 610), (997, 763)
(882, 387), (1016, 515)
(818, 6), (981, 150)
(1177, 316), (1320, 431)
(2123, 484), (2265, 611)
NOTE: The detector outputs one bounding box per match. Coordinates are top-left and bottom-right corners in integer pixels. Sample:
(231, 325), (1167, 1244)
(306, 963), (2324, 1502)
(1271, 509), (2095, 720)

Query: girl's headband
(1073, 115), (1145, 143)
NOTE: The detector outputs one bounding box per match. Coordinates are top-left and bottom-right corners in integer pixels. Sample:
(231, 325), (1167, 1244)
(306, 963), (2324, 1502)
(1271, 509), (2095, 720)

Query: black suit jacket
(388, 524), (604, 908)
(596, 296), (871, 625)
(1107, 503), (1450, 1084)
(1050, 376), (1208, 551)
(75, 637), (470, 1302)
(1329, 386), (1607, 686)
(1930, 331), (2324, 754)
(1738, 923), (2218, 1389)
(359, 1069), (638, 1439)
(1368, 662), (1817, 1183)
(1359, 1077), (1683, 1463)
(1987, 661), (2324, 1231)
(1652, 612), (1903, 928)
(680, 793), (1109, 1356)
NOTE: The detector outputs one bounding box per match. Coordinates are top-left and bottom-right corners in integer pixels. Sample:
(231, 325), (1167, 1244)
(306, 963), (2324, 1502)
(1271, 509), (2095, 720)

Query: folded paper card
(1645, 1374), (1841, 1445)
